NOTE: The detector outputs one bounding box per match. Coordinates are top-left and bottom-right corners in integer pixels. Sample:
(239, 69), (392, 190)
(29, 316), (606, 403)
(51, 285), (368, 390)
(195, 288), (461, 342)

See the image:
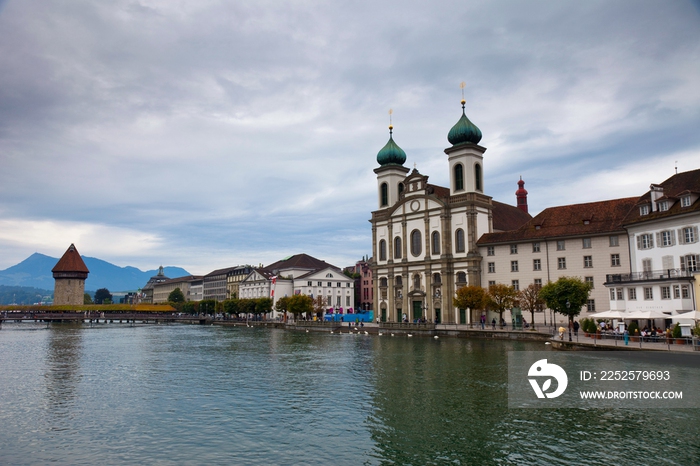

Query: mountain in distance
(0, 253), (190, 292)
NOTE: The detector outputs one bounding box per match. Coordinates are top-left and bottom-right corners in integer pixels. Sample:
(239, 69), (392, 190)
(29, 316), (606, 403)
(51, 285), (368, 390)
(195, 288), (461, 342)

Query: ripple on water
(1, 324), (699, 465)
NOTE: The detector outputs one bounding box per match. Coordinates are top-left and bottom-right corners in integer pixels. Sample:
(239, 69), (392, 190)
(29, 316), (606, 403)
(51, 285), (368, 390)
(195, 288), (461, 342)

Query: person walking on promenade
(492, 318), (496, 330)
(481, 314), (485, 330)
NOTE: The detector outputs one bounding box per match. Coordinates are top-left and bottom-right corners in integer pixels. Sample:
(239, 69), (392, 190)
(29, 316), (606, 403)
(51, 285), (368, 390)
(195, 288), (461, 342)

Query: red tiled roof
(426, 184), (451, 199)
(263, 253), (338, 274)
(492, 200), (532, 231)
(52, 244), (90, 273)
(478, 197), (639, 244)
(622, 168), (700, 226)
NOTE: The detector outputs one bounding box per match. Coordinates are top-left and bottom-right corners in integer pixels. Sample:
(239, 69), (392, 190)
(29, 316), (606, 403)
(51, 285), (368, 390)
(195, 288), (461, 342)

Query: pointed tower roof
(52, 244), (89, 274)
(376, 124), (407, 167)
(447, 99), (482, 146)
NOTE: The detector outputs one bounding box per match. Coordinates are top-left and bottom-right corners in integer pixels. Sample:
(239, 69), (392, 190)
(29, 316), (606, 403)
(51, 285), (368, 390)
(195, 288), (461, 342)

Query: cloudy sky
(1, 0), (699, 275)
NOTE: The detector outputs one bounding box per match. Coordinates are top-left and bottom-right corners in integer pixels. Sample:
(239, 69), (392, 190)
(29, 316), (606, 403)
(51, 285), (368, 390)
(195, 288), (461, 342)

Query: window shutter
(671, 230), (676, 246)
(678, 229), (685, 244)
(656, 232), (661, 245)
(680, 256), (686, 271)
(694, 227), (699, 243)
(662, 256), (673, 270)
(636, 236), (642, 249)
(649, 234), (654, 248)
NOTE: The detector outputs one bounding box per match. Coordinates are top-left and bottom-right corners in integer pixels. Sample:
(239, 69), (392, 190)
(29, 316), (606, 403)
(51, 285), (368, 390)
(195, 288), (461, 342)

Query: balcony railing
(605, 269), (695, 284)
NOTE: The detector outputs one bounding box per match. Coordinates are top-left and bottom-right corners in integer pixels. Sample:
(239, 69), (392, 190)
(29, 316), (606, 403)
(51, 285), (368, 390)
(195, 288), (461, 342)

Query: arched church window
(395, 276), (402, 287)
(456, 272), (467, 284)
(398, 182), (404, 196)
(413, 274), (421, 290)
(431, 231), (440, 255)
(379, 277), (388, 287)
(455, 228), (465, 253)
(454, 164), (464, 191)
(379, 240), (387, 261)
(380, 183), (388, 206)
(410, 230), (422, 257)
(474, 164), (482, 192)
(433, 273), (441, 284)
(394, 237), (402, 259)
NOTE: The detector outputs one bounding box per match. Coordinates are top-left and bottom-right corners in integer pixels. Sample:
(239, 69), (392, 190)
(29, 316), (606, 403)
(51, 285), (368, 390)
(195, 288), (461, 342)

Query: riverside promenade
(551, 331), (700, 353)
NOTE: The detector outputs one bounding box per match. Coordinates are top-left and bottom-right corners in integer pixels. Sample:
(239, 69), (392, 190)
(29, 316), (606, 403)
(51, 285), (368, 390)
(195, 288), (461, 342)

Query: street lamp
(566, 300), (572, 342)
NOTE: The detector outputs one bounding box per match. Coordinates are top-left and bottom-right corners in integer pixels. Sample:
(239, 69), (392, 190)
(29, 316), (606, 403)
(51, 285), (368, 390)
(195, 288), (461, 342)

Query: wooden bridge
(0, 311), (215, 325)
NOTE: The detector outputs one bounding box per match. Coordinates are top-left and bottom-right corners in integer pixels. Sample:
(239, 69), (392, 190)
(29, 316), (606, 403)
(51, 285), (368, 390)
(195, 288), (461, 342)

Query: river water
(1, 323), (698, 465)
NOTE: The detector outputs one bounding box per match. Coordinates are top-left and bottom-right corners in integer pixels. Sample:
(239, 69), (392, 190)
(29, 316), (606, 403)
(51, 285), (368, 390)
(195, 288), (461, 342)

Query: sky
(1, 0), (699, 275)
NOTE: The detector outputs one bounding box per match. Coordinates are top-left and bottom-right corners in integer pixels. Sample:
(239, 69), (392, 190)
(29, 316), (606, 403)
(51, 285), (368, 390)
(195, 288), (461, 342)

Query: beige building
(477, 197), (638, 320)
(152, 275), (202, 303)
(227, 265), (253, 300)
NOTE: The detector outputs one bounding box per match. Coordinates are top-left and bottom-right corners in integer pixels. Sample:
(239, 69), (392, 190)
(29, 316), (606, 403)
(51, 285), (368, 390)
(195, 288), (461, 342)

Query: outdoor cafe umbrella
(623, 310), (669, 320)
(671, 311), (700, 322)
(589, 310), (629, 319)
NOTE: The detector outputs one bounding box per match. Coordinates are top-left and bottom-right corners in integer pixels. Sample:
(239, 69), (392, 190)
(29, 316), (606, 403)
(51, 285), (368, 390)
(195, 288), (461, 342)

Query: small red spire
(515, 176), (528, 213)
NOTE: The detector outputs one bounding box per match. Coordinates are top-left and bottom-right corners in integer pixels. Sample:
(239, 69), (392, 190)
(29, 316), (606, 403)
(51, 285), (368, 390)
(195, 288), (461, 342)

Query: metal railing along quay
(553, 330), (700, 352)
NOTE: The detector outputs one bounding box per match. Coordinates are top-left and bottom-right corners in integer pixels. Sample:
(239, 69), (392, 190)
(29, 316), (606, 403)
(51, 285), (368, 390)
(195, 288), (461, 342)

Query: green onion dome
(447, 100), (482, 146)
(376, 125), (407, 166)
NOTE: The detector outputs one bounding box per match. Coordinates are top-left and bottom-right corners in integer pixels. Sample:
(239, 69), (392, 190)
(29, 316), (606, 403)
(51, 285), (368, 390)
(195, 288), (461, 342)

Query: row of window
(640, 255), (699, 272)
(378, 229), (466, 261)
(453, 163), (482, 192)
(487, 236), (620, 256)
(488, 254), (620, 272)
(636, 227), (698, 250)
(610, 285), (690, 301)
(378, 272), (464, 288)
(305, 281), (352, 288)
(639, 196), (694, 216)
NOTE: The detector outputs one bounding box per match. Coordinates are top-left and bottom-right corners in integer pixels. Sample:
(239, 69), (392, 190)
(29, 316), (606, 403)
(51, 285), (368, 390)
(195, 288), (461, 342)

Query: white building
(239, 253), (355, 318)
(370, 101), (530, 324)
(606, 169), (700, 317)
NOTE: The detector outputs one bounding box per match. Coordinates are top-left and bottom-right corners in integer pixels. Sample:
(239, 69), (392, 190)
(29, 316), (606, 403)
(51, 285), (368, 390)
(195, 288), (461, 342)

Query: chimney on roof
(650, 184), (663, 211)
(515, 176), (528, 213)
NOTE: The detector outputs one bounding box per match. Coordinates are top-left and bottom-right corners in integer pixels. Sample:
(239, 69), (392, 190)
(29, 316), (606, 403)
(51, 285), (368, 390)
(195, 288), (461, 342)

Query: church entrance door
(412, 301), (422, 321)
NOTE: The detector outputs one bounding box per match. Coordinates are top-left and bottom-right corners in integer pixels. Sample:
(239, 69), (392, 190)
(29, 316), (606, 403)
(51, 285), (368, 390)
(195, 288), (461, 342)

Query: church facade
(370, 101), (530, 324)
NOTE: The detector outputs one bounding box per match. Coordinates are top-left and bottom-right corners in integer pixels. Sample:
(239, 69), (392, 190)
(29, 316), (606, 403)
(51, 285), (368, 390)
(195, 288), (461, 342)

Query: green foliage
(287, 294), (314, 316)
(672, 323), (682, 339)
(579, 317), (591, 333)
(627, 321), (639, 336)
(255, 298), (273, 315)
(538, 277), (591, 323)
(168, 287), (185, 303)
(0, 285), (53, 305)
(586, 319), (598, 334)
(84, 293), (94, 304)
(275, 296), (289, 313)
(223, 299), (239, 315)
(487, 283), (518, 320)
(182, 301), (197, 315)
(94, 288), (113, 305)
(199, 299), (217, 315)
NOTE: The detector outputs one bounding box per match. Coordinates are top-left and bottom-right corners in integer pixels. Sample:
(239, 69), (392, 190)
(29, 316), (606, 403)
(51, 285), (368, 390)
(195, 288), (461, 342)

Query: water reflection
(43, 323), (83, 430)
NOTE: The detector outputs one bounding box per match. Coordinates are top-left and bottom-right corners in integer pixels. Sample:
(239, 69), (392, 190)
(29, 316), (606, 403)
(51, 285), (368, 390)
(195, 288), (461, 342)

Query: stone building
(52, 244), (90, 305)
